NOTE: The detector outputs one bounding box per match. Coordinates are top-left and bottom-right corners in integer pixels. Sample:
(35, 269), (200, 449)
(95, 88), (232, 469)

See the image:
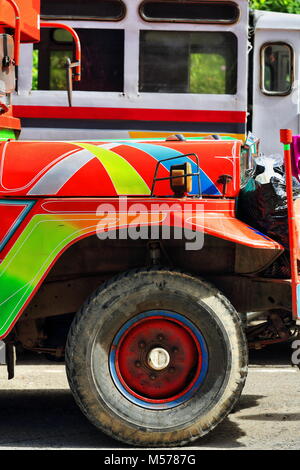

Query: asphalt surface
(0, 344), (299, 450)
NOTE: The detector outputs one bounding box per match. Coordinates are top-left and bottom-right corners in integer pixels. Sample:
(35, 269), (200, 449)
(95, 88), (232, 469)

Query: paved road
(0, 345), (299, 450)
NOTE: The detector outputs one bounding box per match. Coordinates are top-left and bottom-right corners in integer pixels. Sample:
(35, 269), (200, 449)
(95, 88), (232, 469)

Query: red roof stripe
(13, 106), (247, 124)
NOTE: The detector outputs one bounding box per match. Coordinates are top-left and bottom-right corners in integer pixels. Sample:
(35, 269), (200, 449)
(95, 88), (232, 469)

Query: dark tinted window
(140, 1), (239, 23)
(41, 0), (125, 20)
(139, 31), (237, 94)
(33, 28), (124, 92)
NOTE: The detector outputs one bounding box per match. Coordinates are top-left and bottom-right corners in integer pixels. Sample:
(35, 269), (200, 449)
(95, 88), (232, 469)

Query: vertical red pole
(280, 129), (299, 320)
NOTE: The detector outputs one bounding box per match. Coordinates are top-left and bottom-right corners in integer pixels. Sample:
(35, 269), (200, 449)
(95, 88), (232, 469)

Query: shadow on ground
(0, 389), (265, 449)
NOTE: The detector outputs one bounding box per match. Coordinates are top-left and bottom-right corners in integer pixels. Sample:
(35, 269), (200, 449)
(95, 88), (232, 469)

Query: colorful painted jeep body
(0, 135), (296, 446)
(0, 137), (283, 339)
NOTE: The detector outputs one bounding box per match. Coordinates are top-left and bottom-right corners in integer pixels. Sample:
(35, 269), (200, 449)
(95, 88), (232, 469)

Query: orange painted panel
(0, 0), (40, 43)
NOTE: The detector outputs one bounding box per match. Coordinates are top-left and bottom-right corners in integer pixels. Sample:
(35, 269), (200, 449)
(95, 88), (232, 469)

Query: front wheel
(66, 268), (248, 447)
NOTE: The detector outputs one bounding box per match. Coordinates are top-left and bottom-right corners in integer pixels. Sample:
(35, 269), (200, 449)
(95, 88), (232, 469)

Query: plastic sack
(254, 155), (283, 184)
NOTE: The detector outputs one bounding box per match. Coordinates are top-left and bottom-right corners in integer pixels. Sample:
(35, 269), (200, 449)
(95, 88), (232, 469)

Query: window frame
(40, 0), (126, 22)
(139, 0), (240, 25)
(260, 41), (294, 97)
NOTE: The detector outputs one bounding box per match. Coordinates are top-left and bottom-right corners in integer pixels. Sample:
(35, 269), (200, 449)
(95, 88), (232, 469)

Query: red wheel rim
(114, 314), (203, 404)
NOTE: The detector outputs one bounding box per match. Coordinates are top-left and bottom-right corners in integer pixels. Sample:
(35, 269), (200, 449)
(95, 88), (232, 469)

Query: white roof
(254, 10), (300, 31)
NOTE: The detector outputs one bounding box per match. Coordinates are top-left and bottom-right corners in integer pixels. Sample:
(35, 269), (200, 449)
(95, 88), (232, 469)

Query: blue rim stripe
(109, 310), (208, 410)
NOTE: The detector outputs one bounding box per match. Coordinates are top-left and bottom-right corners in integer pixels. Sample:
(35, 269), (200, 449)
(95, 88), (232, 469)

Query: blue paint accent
(0, 200), (36, 252)
(109, 310), (208, 410)
(246, 225), (272, 241)
(123, 143), (221, 196)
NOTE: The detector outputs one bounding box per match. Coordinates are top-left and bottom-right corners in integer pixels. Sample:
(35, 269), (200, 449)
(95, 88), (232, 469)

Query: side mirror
(170, 162), (193, 196)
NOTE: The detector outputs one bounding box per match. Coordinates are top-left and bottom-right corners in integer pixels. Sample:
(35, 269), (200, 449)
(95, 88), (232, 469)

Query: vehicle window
(40, 0), (126, 21)
(140, 1), (239, 24)
(139, 31), (237, 94)
(33, 28), (124, 92)
(262, 43), (293, 95)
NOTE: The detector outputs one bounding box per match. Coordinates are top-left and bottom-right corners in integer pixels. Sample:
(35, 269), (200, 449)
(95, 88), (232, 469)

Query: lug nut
(139, 341), (146, 349)
(172, 347), (178, 353)
(169, 367), (176, 374)
(150, 374), (156, 380)
(135, 361), (141, 368)
(157, 334), (164, 341)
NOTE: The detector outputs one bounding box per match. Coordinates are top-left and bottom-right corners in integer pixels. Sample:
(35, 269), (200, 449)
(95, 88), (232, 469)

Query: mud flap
(0, 341), (15, 379)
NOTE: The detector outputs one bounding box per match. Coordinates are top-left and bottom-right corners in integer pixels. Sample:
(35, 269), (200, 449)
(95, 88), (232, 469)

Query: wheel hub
(147, 347), (170, 371)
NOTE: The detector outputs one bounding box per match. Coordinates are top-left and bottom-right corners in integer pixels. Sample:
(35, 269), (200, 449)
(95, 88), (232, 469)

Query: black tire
(65, 268), (248, 447)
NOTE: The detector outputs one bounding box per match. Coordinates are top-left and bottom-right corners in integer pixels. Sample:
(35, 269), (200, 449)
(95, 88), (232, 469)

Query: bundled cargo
(238, 155), (300, 276)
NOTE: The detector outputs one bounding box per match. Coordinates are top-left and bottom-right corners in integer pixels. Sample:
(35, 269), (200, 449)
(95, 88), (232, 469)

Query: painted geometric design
(0, 210), (166, 338)
(0, 200), (35, 252)
(122, 142), (221, 195)
(0, 140), (240, 197)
